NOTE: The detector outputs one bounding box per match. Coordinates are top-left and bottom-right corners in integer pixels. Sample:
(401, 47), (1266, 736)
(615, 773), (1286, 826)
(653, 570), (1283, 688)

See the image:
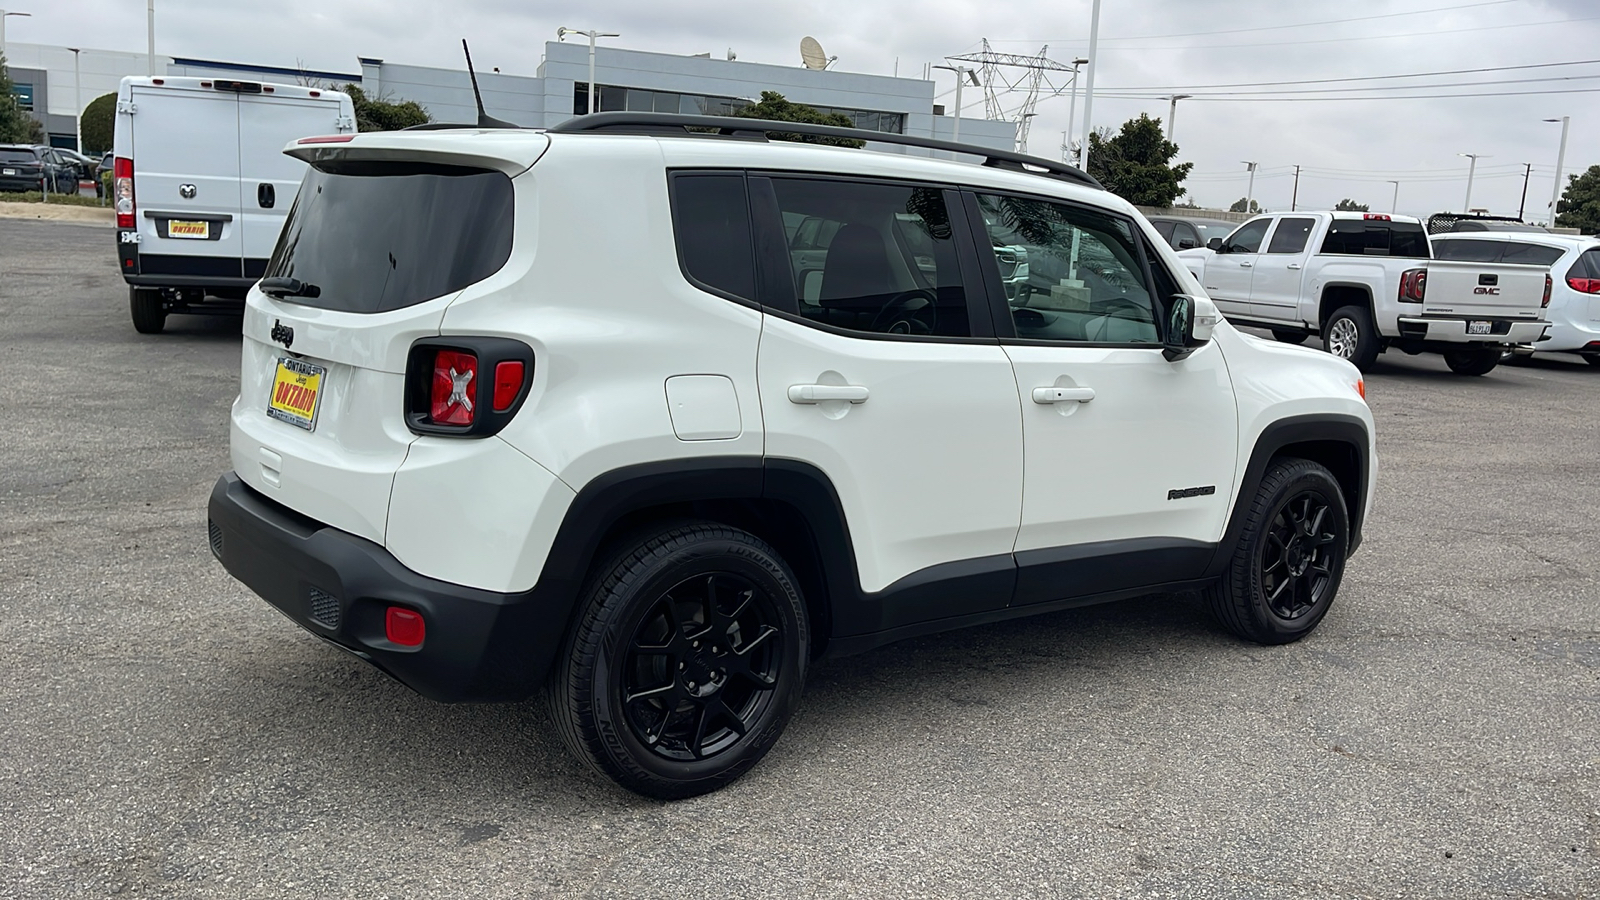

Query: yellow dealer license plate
(267, 357), (325, 431)
(168, 220), (209, 239)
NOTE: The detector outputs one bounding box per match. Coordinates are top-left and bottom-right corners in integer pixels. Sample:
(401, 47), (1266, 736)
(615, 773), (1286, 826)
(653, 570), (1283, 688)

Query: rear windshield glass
(0, 148), (38, 163)
(1319, 219), (1430, 258)
(264, 161), (513, 313)
(1432, 239), (1566, 266)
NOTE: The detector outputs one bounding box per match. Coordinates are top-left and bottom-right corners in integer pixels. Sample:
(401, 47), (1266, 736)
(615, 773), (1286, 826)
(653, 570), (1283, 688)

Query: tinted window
(1266, 217), (1314, 254)
(1223, 219), (1269, 254)
(1174, 222), (1201, 249)
(769, 178), (970, 337)
(1499, 243), (1565, 266)
(670, 174), (756, 302)
(976, 192), (1158, 344)
(1194, 221), (1234, 242)
(0, 148), (37, 163)
(1320, 219), (1430, 258)
(1430, 239), (1501, 263)
(1567, 248), (1600, 280)
(1151, 220), (1175, 241)
(265, 161), (514, 313)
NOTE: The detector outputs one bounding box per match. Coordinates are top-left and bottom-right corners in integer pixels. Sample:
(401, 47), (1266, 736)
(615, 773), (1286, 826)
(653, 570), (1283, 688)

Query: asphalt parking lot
(1, 217), (1597, 899)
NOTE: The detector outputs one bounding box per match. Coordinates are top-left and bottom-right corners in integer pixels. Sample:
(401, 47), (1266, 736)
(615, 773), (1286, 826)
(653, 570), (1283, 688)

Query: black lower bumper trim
(206, 473), (565, 702)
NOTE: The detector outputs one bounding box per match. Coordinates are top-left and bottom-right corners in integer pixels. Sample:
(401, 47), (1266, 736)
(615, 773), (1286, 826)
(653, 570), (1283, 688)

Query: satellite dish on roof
(801, 36), (828, 70)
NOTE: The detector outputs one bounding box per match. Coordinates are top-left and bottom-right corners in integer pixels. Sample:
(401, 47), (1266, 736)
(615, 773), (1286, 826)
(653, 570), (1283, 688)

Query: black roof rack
(548, 112), (1103, 190)
(1425, 212), (1548, 235)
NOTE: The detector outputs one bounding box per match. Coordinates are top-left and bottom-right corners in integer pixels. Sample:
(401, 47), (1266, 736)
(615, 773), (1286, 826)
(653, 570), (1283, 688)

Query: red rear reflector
(430, 350), (478, 426)
(385, 607), (425, 646)
(297, 134), (356, 144)
(113, 157), (135, 228)
(1568, 277), (1600, 294)
(309, 90), (321, 97)
(1363, 214), (1392, 221)
(493, 361), (525, 412)
(199, 81), (211, 88)
(151, 78), (164, 85)
(262, 86), (275, 93)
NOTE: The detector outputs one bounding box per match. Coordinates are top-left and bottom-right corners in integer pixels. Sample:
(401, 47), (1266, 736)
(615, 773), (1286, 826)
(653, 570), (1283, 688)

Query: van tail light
(406, 338), (533, 437)
(114, 156), (135, 228)
(1568, 277), (1600, 295)
(1543, 274), (1553, 308)
(1398, 268), (1427, 303)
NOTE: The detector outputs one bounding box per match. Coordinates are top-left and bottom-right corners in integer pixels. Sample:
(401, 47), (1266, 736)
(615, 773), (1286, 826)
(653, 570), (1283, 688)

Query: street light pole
(1517, 163), (1533, 221)
(1459, 152), (1488, 212)
(1291, 164), (1302, 211)
(0, 10), (32, 61)
(932, 64), (977, 144)
(1545, 116), (1570, 225)
(1078, 0), (1103, 175)
(1387, 179), (1399, 214)
(147, 0), (155, 76)
(558, 26), (620, 115)
(70, 47), (80, 152)
(1063, 57), (1087, 166)
(1242, 160), (1257, 213)
(1167, 94), (1191, 142)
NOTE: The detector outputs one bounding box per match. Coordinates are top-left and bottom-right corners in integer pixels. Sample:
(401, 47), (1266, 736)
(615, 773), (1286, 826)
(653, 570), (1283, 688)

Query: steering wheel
(1095, 297), (1151, 323)
(872, 289), (939, 336)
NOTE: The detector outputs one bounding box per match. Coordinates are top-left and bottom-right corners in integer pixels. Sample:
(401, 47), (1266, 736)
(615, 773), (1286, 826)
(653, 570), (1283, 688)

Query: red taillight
(430, 350), (478, 426)
(385, 607), (425, 647)
(1543, 273), (1553, 308)
(113, 156), (134, 228)
(1567, 277), (1600, 294)
(492, 361), (525, 412)
(1398, 267), (1427, 303)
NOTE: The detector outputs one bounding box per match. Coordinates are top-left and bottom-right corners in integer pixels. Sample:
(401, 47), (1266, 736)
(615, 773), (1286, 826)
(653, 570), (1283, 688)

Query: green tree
(1084, 114), (1193, 207)
(733, 91), (864, 148)
(1334, 198), (1369, 212)
(0, 52), (42, 143)
(79, 92), (117, 154)
(1555, 165), (1600, 234)
(341, 84), (431, 132)
(1229, 197), (1260, 214)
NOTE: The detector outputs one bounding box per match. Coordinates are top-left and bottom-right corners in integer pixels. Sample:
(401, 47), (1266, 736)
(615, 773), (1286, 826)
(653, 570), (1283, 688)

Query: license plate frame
(1, 168), (15, 176)
(267, 357), (326, 432)
(167, 219), (210, 239)
(1467, 320), (1494, 335)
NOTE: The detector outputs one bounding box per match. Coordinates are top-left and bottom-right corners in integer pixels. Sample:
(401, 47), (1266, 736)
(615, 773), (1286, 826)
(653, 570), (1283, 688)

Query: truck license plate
(267, 357), (325, 431)
(1467, 320), (1493, 335)
(168, 220), (210, 239)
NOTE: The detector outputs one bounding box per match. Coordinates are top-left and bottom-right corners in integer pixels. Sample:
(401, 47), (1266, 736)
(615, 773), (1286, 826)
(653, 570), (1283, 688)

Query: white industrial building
(5, 38), (1016, 153)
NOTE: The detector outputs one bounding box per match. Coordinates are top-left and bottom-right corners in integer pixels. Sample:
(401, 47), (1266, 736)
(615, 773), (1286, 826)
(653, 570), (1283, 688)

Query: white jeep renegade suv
(208, 113), (1376, 799)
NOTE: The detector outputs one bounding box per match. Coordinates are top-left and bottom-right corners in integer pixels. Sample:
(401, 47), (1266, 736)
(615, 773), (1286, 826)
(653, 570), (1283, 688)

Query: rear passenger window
(1265, 217), (1314, 254)
(670, 173), (756, 302)
(1430, 239), (1500, 262)
(768, 177), (971, 337)
(1321, 220), (1430, 258)
(1499, 243), (1565, 266)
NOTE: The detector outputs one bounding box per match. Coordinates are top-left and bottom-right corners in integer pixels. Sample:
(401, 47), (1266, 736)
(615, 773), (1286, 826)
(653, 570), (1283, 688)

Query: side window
(1499, 243), (1565, 266)
(1265, 217), (1314, 254)
(1223, 219), (1270, 254)
(1174, 222), (1200, 250)
(768, 177), (970, 337)
(1151, 220), (1176, 243)
(669, 173), (756, 302)
(1565, 248), (1600, 284)
(1430, 239), (1501, 263)
(974, 192), (1158, 344)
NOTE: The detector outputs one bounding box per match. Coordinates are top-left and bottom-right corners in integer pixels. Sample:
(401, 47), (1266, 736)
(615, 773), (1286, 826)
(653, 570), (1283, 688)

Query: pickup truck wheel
(1442, 347), (1500, 376)
(129, 288), (167, 334)
(1205, 458), (1349, 645)
(1322, 306), (1380, 370)
(1271, 329), (1309, 345)
(546, 522), (808, 799)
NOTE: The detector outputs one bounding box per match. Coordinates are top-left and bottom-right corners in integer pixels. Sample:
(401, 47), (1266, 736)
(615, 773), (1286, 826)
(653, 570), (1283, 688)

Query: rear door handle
(257, 183), (275, 209)
(1239, 261), (1254, 268)
(1287, 263), (1302, 270)
(788, 384), (869, 404)
(1032, 386), (1096, 404)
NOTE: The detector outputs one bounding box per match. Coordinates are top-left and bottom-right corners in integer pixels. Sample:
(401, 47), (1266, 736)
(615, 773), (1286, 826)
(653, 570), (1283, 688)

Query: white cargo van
(112, 76), (355, 333)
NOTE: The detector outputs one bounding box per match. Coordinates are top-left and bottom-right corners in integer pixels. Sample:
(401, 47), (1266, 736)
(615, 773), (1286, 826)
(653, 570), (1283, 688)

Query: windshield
(1192, 222), (1235, 242)
(264, 160), (514, 313)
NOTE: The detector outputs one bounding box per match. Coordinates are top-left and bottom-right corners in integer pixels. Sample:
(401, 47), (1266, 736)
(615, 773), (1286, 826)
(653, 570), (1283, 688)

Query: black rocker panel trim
(1205, 413), (1371, 579)
(1013, 538), (1216, 607)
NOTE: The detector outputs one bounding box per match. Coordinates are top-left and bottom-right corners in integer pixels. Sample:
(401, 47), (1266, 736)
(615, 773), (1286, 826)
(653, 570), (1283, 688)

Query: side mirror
(1177, 239), (1197, 250)
(1207, 237), (1225, 252)
(1164, 294), (1217, 361)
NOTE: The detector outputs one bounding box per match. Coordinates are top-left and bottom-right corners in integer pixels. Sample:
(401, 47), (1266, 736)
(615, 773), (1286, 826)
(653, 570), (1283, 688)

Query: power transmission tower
(946, 39), (1078, 153)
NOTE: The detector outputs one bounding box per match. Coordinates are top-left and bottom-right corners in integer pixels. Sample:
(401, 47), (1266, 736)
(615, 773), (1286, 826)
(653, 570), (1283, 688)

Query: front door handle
(1239, 261), (1254, 268)
(788, 384), (869, 404)
(1032, 386), (1096, 404)
(1287, 263), (1303, 270)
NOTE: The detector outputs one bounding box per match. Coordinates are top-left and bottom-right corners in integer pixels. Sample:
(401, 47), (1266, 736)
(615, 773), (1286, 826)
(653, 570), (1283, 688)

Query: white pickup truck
(1178, 211), (1550, 375)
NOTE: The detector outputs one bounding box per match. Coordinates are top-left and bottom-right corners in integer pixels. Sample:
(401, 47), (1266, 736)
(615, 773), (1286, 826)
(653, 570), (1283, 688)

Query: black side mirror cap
(1177, 239), (1197, 250)
(1207, 237), (1225, 251)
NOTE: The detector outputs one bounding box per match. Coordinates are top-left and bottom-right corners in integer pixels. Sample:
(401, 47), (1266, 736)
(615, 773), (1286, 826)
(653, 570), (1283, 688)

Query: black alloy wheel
(547, 522), (807, 799)
(1257, 492), (1339, 621)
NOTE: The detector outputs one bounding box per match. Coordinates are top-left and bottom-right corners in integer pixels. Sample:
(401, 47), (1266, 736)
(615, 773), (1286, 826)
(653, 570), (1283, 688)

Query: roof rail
(548, 112), (1103, 190)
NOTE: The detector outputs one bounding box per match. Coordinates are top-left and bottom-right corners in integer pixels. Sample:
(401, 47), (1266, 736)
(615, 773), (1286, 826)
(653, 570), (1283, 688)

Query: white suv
(1430, 231), (1600, 366)
(207, 113), (1377, 799)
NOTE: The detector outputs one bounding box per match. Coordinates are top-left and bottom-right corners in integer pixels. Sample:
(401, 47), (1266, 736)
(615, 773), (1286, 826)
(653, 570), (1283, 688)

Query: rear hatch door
(1423, 260), (1548, 320)
(128, 81), (244, 276)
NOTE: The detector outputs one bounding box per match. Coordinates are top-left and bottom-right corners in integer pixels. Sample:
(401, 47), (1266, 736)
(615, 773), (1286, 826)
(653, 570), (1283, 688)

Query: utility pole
(1517, 163), (1533, 221)
(1078, 0), (1103, 175)
(1459, 152), (1488, 212)
(1242, 160), (1257, 213)
(1166, 94), (1191, 142)
(558, 27), (620, 115)
(1387, 179), (1400, 214)
(147, 0), (155, 76)
(1064, 57), (1087, 165)
(1545, 116), (1570, 225)
(1290, 164), (1302, 211)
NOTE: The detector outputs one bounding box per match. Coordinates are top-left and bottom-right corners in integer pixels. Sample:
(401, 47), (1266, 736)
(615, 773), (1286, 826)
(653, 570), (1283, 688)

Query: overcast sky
(20, 0), (1600, 220)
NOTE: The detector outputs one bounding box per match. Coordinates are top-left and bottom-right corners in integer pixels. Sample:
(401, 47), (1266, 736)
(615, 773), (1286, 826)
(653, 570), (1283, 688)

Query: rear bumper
(1396, 317), (1548, 344)
(0, 175), (45, 192)
(207, 472), (565, 702)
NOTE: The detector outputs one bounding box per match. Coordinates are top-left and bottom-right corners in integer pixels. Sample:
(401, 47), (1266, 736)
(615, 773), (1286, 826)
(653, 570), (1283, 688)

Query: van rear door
(237, 91), (351, 279)
(129, 81), (245, 279)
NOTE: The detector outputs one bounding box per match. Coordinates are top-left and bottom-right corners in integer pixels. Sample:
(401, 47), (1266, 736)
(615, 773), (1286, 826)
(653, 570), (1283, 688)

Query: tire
(546, 521), (809, 799)
(1442, 347), (1500, 376)
(1204, 458), (1349, 645)
(129, 288), (167, 334)
(1321, 305), (1381, 371)
(1271, 329), (1309, 345)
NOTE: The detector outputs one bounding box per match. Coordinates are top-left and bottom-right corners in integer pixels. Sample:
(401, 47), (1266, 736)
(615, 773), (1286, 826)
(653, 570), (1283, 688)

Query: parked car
(206, 111), (1376, 799)
(111, 76), (355, 333)
(0, 144), (81, 194)
(1431, 231), (1600, 366)
(1147, 214), (1238, 251)
(1179, 212), (1550, 375)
